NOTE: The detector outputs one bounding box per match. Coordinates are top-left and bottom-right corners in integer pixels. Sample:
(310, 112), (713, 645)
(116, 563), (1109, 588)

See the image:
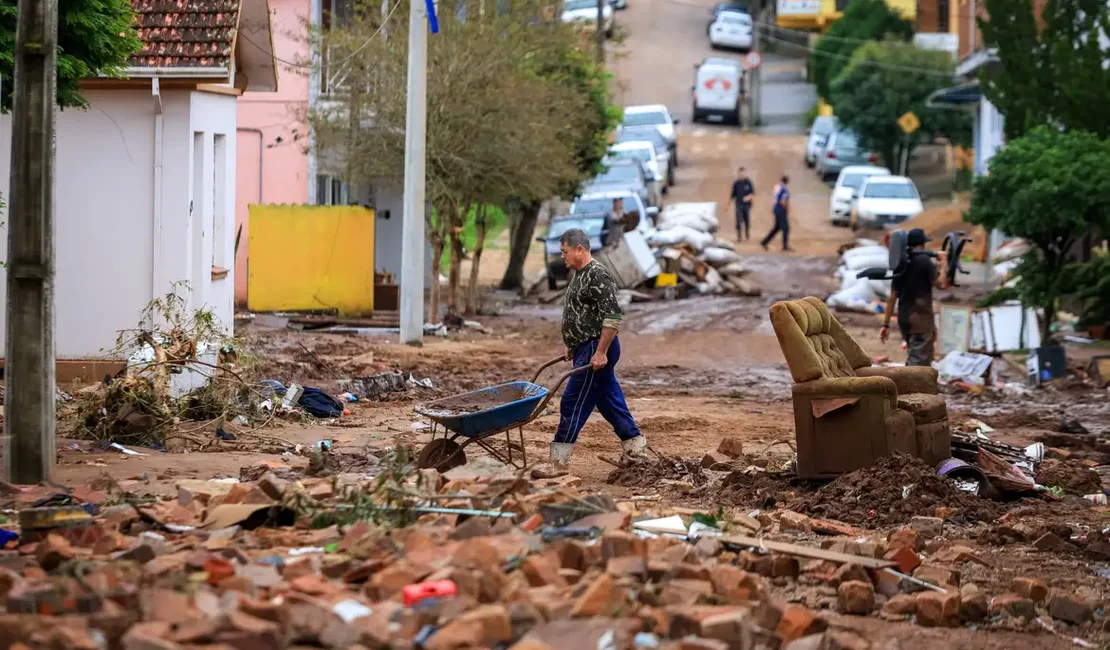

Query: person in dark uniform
(880, 228), (949, 366)
(760, 175), (791, 252)
(727, 167), (754, 241)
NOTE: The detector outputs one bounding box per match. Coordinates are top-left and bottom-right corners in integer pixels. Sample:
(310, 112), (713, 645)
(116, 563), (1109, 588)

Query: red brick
(570, 573), (627, 617)
(837, 581), (875, 615)
(427, 605), (512, 649)
(776, 605), (826, 642)
(989, 593), (1036, 620)
(607, 556), (647, 580)
(881, 594), (917, 618)
(885, 546), (921, 574)
(830, 563), (870, 587)
(698, 610), (754, 648)
(709, 565), (762, 602)
(914, 590), (960, 627)
(521, 554), (566, 587)
(887, 528), (921, 552)
(600, 532), (647, 559)
(1010, 577), (1049, 603)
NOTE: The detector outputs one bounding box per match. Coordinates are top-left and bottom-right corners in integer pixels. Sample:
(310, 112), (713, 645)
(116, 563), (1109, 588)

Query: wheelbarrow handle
(529, 355), (570, 384)
(529, 364), (591, 419)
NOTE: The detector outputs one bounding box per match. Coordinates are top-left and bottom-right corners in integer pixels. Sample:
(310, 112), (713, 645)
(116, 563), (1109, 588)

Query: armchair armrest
(856, 366), (938, 395)
(793, 376), (897, 410)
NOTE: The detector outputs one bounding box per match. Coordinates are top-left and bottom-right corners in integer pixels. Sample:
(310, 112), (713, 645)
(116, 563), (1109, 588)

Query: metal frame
(417, 356), (588, 471)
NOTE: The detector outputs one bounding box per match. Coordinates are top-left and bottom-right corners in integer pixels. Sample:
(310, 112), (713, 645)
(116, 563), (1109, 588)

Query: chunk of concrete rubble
(988, 593), (1036, 620)
(717, 438), (745, 459)
(958, 583), (988, 622)
(778, 511), (812, 532)
(880, 593), (917, 619)
(908, 516), (944, 540)
(1047, 590), (1094, 625)
(701, 451), (734, 470)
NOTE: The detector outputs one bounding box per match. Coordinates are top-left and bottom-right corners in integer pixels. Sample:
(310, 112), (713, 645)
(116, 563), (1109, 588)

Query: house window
(316, 174), (350, 205)
(937, 0), (950, 32)
(321, 0), (357, 93)
(192, 132), (206, 297)
(212, 134), (228, 272)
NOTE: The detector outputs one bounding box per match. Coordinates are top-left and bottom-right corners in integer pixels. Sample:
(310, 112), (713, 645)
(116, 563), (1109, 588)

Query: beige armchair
(769, 297), (950, 479)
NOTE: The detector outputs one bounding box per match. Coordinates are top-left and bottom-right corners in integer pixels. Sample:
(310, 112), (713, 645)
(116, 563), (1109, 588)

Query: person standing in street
(727, 167), (754, 241)
(604, 198), (628, 247)
(760, 176), (791, 251)
(532, 228), (647, 478)
(880, 228), (949, 366)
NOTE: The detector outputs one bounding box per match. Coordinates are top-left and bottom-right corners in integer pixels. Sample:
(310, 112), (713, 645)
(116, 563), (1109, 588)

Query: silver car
(815, 129), (880, 183)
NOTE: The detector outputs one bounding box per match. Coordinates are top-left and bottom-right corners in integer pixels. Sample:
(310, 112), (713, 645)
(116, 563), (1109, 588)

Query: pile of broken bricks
(0, 464), (1106, 650)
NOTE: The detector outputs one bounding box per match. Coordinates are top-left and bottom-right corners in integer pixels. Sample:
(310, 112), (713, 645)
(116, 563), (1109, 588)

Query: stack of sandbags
(826, 240), (890, 314)
(697, 239), (759, 296)
(648, 203), (721, 253)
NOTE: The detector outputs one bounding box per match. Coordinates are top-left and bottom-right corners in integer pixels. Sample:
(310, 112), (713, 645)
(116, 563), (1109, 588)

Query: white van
(691, 57), (742, 125)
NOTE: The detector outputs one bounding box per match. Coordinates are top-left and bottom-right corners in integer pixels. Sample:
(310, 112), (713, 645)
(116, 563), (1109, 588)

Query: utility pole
(750, 1), (763, 127)
(4, 0), (58, 483)
(595, 0), (605, 63)
(400, 0), (428, 345)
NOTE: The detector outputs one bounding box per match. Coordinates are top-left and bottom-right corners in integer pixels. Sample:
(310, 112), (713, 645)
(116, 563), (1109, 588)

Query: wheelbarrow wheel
(416, 439), (467, 472)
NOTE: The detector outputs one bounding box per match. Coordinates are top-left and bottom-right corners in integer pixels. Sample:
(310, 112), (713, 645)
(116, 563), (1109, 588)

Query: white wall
(0, 87), (239, 358)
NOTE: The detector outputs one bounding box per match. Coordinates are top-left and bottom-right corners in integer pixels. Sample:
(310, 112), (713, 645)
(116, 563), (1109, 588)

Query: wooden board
(719, 534), (896, 569)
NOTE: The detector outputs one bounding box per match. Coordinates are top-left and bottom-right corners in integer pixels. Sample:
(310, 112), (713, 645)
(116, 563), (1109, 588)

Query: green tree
(830, 41), (970, 170)
(499, 38), (620, 292)
(315, 0), (611, 314)
(967, 126), (1110, 341)
(810, 0), (912, 102)
(979, 0), (1110, 140)
(0, 0), (142, 112)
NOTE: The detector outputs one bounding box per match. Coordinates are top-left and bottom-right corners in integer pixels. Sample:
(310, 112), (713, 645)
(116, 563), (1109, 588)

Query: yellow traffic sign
(898, 111), (920, 134)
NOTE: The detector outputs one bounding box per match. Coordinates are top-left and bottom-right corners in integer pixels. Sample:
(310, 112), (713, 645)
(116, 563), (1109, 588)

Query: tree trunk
(499, 200), (542, 292)
(446, 204), (466, 316)
(427, 208), (446, 324)
(466, 205), (489, 315)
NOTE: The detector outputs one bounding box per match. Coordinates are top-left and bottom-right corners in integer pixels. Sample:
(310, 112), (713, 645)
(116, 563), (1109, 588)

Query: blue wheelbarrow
(413, 356), (589, 472)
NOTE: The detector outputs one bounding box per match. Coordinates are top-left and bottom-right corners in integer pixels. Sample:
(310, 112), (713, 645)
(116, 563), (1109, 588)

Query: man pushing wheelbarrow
(532, 228), (648, 479)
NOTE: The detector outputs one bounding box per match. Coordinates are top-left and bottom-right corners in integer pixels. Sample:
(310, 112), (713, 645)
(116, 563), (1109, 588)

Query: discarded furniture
(769, 296), (950, 479)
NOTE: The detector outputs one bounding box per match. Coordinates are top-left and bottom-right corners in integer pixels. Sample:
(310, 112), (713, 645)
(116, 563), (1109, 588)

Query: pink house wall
(235, 0), (312, 305)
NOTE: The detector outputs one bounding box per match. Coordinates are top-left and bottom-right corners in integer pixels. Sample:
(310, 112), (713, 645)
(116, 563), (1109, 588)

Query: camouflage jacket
(562, 260), (623, 350)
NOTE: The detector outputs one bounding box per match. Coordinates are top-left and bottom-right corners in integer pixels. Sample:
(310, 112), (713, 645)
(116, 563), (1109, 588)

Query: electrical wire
(754, 26), (956, 76)
(238, 0), (401, 71)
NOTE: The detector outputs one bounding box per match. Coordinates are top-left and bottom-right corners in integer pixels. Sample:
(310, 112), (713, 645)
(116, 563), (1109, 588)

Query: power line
(239, 0), (401, 71)
(754, 27), (956, 76)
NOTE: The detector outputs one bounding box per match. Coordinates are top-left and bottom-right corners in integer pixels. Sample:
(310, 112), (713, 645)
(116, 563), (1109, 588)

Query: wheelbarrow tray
(415, 381), (548, 437)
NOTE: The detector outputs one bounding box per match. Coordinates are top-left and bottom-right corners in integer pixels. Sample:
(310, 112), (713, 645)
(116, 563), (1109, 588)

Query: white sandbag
(711, 238), (737, 252)
(855, 238), (881, 247)
(869, 279), (892, 300)
(993, 258), (1020, 281)
(830, 278), (882, 303)
(658, 202), (719, 232)
(841, 245), (888, 264)
(701, 247), (742, 266)
(827, 294), (884, 314)
(646, 225), (714, 251)
(656, 212), (715, 233)
(842, 252), (889, 271)
(718, 261), (750, 277)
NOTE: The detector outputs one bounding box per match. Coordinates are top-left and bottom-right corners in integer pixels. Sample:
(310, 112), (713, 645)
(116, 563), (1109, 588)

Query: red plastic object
(402, 580), (457, 606)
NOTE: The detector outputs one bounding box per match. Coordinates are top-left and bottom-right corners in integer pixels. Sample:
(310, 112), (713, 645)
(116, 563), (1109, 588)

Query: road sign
(898, 111), (920, 134)
(742, 51), (762, 70)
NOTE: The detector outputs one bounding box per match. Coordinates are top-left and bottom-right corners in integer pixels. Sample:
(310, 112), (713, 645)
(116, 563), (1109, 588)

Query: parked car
(540, 214), (609, 289)
(805, 115), (838, 168)
(608, 140), (669, 192)
(708, 10), (753, 51)
(815, 128), (879, 182)
(583, 158), (655, 209)
(855, 176), (924, 229)
(707, 1), (750, 33)
(560, 0), (613, 38)
(615, 126), (675, 184)
(621, 104), (679, 167)
(829, 165), (890, 227)
(570, 188), (656, 226)
(603, 154), (663, 207)
(691, 57), (742, 125)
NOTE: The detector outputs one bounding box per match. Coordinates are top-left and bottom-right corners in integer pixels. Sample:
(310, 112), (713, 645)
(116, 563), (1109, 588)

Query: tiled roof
(130, 0), (242, 70)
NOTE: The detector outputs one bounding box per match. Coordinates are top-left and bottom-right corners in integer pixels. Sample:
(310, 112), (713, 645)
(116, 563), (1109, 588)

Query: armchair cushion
(896, 393), (948, 425)
(792, 376), (897, 411)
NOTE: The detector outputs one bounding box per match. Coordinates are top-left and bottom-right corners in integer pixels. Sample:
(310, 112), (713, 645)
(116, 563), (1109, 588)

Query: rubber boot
(620, 435), (649, 462)
(531, 442), (574, 479)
